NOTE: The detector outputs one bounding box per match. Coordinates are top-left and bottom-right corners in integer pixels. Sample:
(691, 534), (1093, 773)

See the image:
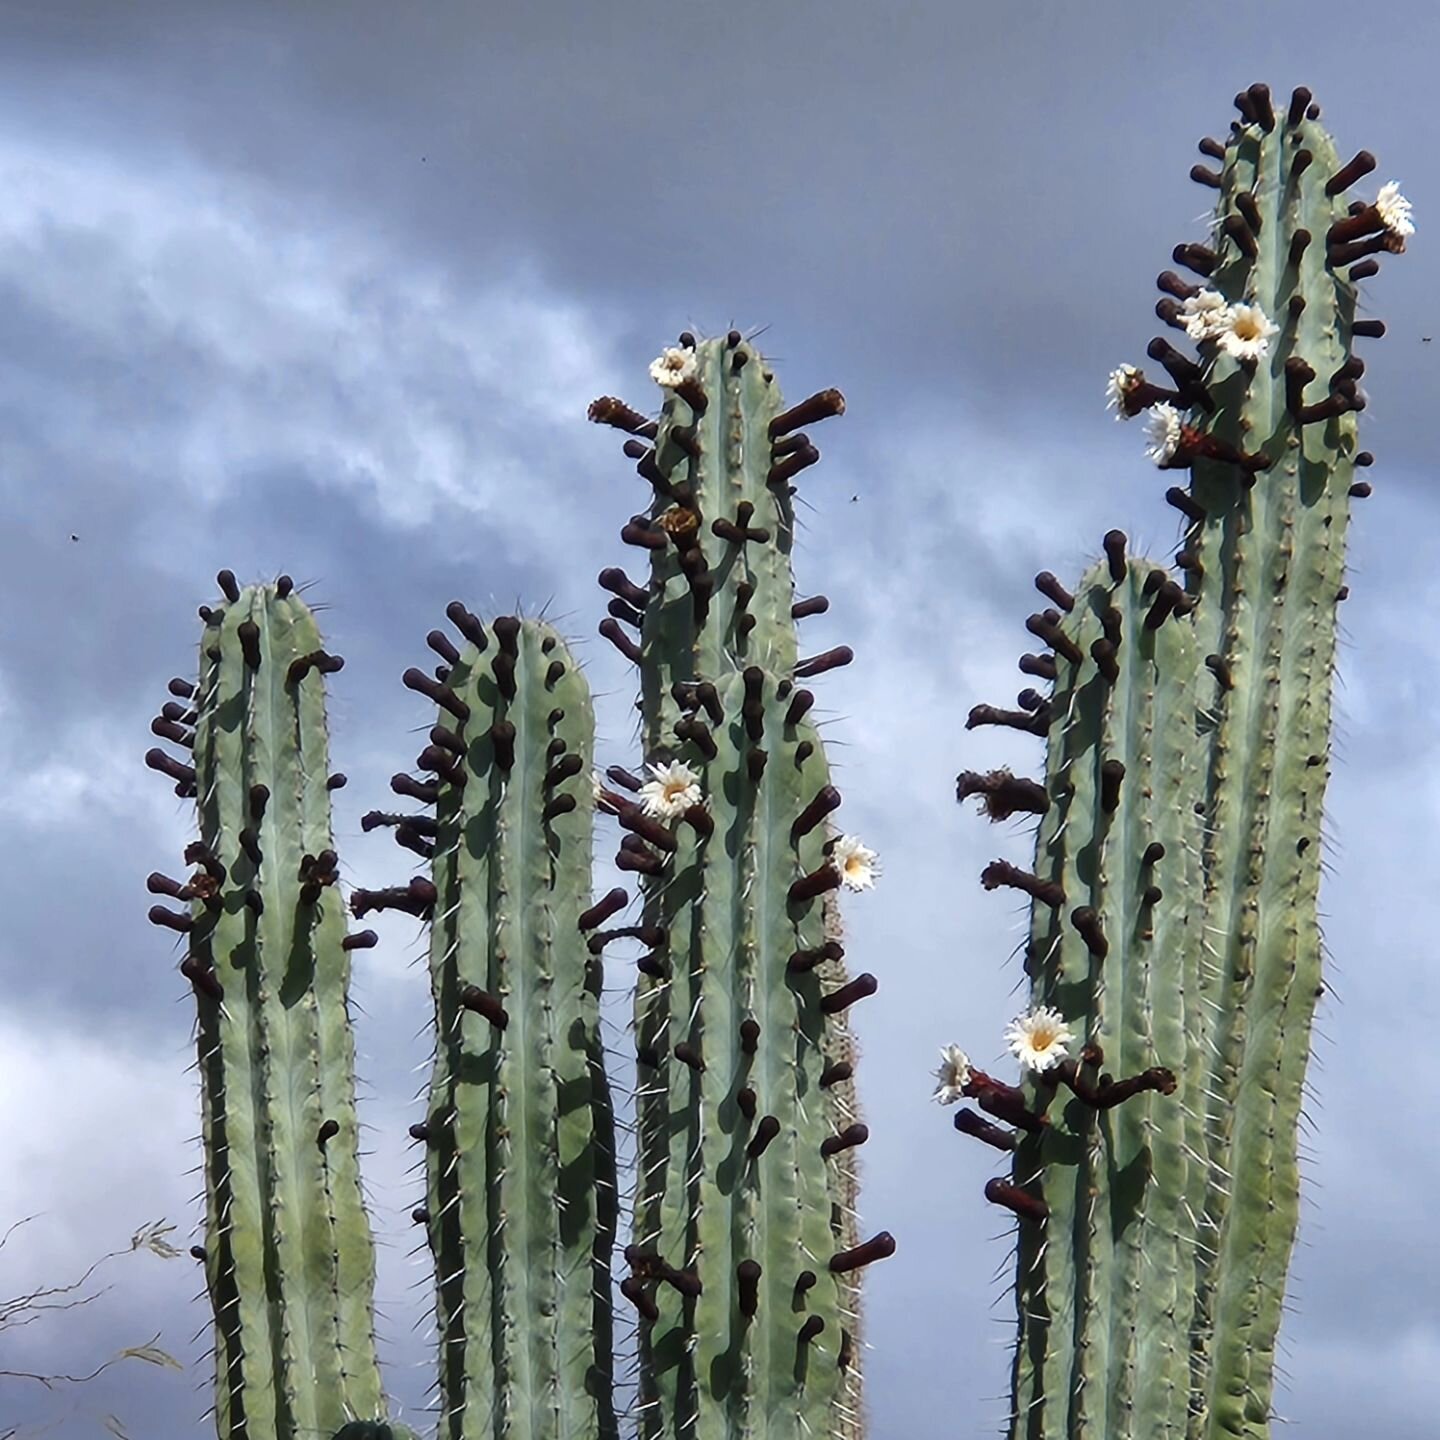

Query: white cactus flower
(1105, 364), (1142, 419)
(1375, 180), (1415, 239)
(830, 834), (880, 892)
(649, 346), (698, 387)
(932, 1045), (972, 1105)
(1144, 402), (1184, 466)
(1180, 288), (1233, 341)
(637, 760), (703, 818)
(1217, 302), (1279, 361)
(1005, 1006), (1074, 1073)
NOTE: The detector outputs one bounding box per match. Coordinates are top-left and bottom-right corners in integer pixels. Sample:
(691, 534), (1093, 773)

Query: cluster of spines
(146, 570), (391, 1440)
(590, 336), (889, 1440)
(353, 608), (618, 1440)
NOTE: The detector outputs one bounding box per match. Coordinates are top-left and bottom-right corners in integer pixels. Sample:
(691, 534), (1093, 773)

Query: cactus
(145, 575), (399, 1440)
(589, 333), (889, 1440)
(947, 84), (1409, 1439)
(139, 80), (1403, 1440)
(354, 613), (617, 1440)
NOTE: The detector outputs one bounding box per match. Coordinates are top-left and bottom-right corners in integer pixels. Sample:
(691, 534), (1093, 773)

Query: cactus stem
(1190, 164), (1222, 189)
(1349, 258), (1381, 281)
(820, 973), (878, 1015)
(1090, 638), (1119, 683)
(798, 1315), (826, 1345)
(616, 845), (665, 877)
(342, 930), (378, 951)
(459, 984), (508, 1028)
(237, 620), (262, 669)
(1325, 148), (1377, 195)
(599, 569), (650, 610)
(1222, 213), (1259, 259)
(981, 859), (1064, 909)
(350, 878), (437, 919)
(984, 1178), (1048, 1223)
(1205, 654), (1235, 689)
(674, 715), (718, 760)
(771, 389), (846, 437)
(768, 444), (821, 486)
(829, 1232), (896, 1274)
(578, 888), (629, 931)
(792, 785), (843, 840)
(1287, 85), (1312, 126)
(587, 396), (657, 436)
(954, 1109), (1017, 1151)
(1172, 242), (1219, 277)
(1102, 530), (1128, 583)
(785, 689), (816, 726)
(621, 517), (667, 550)
(746, 1115), (781, 1158)
(1019, 653), (1058, 681)
(737, 1260), (762, 1318)
(788, 939), (844, 975)
(1035, 571), (1075, 611)
(820, 1123), (869, 1157)
(1071, 905), (1109, 958)
(216, 569), (240, 603)
(180, 954), (223, 1000)
(1235, 190), (1263, 234)
(1165, 486), (1206, 523)
(819, 1061), (853, 1088)
(791, 595), (830, 619)
(149, 904), (193, 932)
(145, 747), (196, 785)
(1024, 613), (1084, 666)
(620, 1276), (659, 1322)
(956, 769), (1049, 820)
(790, 863), (841, 903)
(605, 765), (643, 792)
(618, 806), (678, 853)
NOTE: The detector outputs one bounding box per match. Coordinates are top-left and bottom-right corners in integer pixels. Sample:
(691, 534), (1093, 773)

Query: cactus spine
(951, 84), (1405, 1439)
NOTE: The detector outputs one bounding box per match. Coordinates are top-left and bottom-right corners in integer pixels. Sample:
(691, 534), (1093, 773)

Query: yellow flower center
(1032, 1025), (1058, 1049)
(663, 779), (690, 802)
(1233, 311), (1264, 340)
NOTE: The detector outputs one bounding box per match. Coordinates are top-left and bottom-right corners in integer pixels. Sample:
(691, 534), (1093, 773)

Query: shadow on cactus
(942, 83), (1408, 1439)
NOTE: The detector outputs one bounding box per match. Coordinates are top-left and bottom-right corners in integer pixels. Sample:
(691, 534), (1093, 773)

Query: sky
(0, 2), (1437, 1437)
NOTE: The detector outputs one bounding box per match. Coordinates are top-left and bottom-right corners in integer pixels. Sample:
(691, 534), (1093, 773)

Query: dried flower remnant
(933, 1045), (972, 1104)
(649, 346), (698, 387)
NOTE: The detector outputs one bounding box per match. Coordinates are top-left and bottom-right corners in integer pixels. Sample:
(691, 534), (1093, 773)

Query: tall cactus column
(946, 83), (1411, 1440)
(353, 611), (617, 1440)
(1135, 83), (1409, 1438)
(590, 334), (892, 1440)
(146, 572), (392, 1440)
(957, 550), (1205, 1440)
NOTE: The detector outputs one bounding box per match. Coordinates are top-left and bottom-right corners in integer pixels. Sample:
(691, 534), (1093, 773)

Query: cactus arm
(992, 557), (1202, 1440)
(631, 671), (856, 1440)
(389, 616), (615, 1440)
(1170, 104), (1372, 1439)
(161, 582), (386, 1440)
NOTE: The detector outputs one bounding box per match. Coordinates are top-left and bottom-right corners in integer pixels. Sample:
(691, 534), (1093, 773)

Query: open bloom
(1005, 1006), (1074, 1073)
(1217, 302), (1279, 361)
(649, 346), (698, 387)
(830, 834), (879, 891)
(1144, 402), (1184, 465)
(1180, 288), (1233, 341)
(932, 1045), (972, 1104)
(638, 760), (703, 818)
(1375, 180), (1415, 239)
(1105, 364), (1142, 419)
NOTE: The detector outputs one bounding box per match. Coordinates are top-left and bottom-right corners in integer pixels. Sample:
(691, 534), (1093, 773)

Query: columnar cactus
(145, 575), (401, 1440)
(353, 613), (616, 1440)
(946, 83), (1409, 1439)
(588, 332), (891, 1440)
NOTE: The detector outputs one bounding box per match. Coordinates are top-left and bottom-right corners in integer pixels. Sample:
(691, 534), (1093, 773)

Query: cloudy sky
(1, 3), (1437, 1437)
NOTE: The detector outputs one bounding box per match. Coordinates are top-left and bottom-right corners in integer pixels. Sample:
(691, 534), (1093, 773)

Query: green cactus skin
(149, 580), (390, 1440)
(597, 334), (843, 755)
(984, 558), (1205, 1440)
(623, 668), (871, 1440)
(367, 614), (616, 1440)
(1168, 96), (1377, 1440)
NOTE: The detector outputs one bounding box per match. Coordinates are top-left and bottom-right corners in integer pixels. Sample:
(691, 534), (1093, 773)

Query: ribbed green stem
(632, 669), (859, 1440)
(183, 586), (386, 1440)
(404, 618), (615, 1440)
(1174, 109), (1362, 1440)
(1004, 560), (1203, 1440)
